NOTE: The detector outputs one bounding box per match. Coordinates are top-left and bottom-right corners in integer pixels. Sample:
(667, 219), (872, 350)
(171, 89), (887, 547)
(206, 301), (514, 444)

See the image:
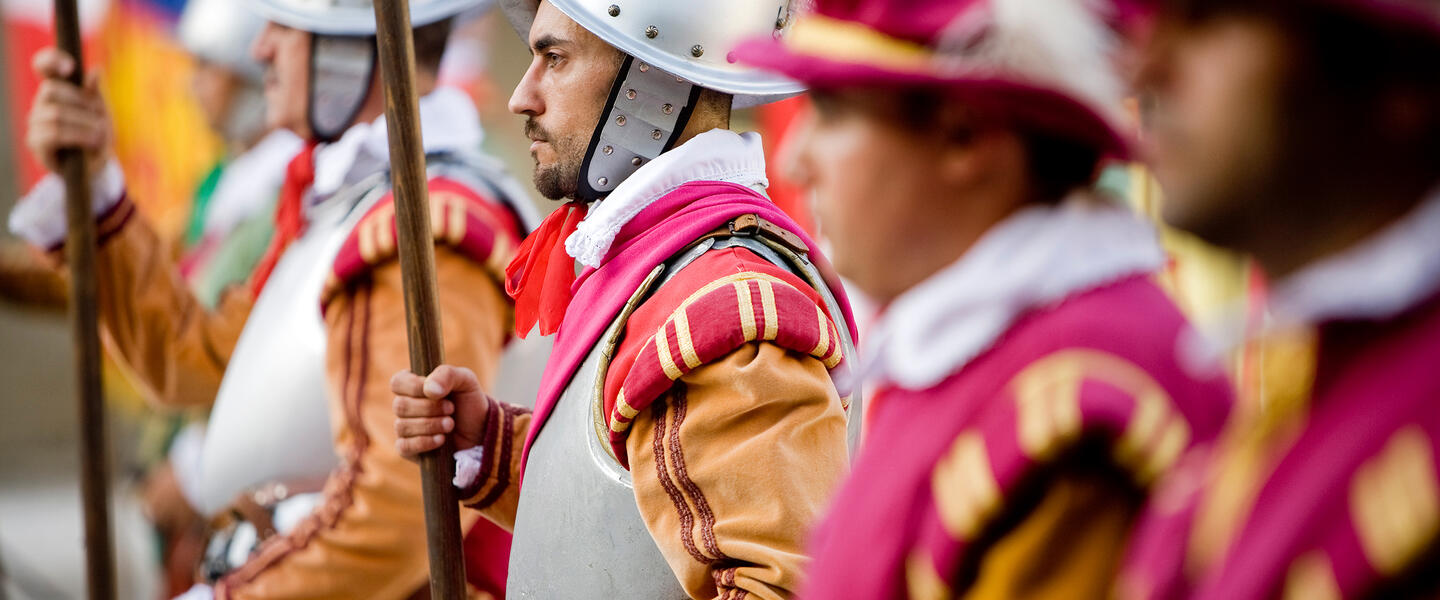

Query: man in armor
(10, 0), (534, 597)
(730, 0), (1233, 597)
(391, 0), (861, 597)
(1119, 1), (1440, 598)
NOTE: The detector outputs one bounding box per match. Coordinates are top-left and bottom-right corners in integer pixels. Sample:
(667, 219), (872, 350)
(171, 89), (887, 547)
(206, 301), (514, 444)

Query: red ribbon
(505, 201), (589, 338)
(249, 141), (318, 299)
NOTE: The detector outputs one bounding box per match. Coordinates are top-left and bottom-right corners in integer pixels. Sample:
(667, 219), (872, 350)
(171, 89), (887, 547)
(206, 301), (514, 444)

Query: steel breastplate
(507, 234), (862, 598)
(196, 176), (388, 516)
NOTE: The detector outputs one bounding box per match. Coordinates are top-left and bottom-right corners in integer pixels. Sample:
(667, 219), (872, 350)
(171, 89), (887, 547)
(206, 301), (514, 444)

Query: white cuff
(7, 160), (126, 249)
(453, 445), (487, 489)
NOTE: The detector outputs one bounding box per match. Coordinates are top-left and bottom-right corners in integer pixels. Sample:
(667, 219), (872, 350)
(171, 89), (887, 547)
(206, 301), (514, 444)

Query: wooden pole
(370, 1), (467, 597)
(51, 0), (115, 598)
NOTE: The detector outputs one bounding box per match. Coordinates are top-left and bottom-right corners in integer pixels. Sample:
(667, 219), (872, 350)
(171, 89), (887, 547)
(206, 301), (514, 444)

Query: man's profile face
(508, 1), (622, 200)
(1139, 16), (1292, 248)
(251, 22), (312, 139)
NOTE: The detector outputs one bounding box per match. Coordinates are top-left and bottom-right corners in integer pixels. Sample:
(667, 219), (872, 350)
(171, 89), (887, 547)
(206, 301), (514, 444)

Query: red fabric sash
(504, 201), (588, 338)
(248, 142), (318, 299)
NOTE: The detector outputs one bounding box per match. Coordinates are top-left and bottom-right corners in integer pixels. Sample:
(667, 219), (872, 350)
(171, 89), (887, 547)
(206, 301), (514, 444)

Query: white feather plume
(934, 0), (1125, 127)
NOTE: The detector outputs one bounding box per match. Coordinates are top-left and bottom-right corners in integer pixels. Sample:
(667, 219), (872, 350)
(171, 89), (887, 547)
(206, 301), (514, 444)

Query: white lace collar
(310, 86), (484, 202)
(1269, 188), (1440, 327)
(565, 128), (769, 268)
(864, 196), (1165, 390)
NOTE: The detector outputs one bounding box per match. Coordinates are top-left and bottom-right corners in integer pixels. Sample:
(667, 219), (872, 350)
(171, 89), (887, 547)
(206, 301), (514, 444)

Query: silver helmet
(248, 0), (488, 141)
(252, 0), (487, 36)
(500, 0), (807, 200)
(178, 0), (266, 84)
(499, 0), (805, 107)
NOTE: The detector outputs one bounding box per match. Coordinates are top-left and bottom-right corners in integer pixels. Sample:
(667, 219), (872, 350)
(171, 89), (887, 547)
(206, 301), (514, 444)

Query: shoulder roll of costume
(732, 0), (1234, 597)
(1114, 3), (1440, 599)
(446, 1), (863, 597)
(7, 0), (536, 597)
(1119, 196), (1440, 600)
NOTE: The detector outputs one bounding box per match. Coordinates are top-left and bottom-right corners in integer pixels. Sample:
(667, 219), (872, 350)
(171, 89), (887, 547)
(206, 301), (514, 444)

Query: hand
(391, 365), (489, 461)
(26, 48), (112, 178)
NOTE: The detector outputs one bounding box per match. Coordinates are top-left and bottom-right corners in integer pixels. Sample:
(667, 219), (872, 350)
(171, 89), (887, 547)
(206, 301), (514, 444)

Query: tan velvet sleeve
(627, 342), (851, 600)
(960, 470), (1142, 600)
(88, 199), (250, 407)
(214, 247), (509, 600)
(457, 396), (532, 532)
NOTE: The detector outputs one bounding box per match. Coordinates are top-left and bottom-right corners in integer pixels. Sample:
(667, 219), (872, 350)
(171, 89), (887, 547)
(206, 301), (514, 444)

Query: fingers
(390, 369), (426, 398)
(424, 365), (480, 399)
(32, 48), (75, 80)
(395, 415), (453, 438)
(35, 79), (96, 112)
(28, 101), (107, 148)
(392, 395), (453, 419)
(395, 434), (446, 459)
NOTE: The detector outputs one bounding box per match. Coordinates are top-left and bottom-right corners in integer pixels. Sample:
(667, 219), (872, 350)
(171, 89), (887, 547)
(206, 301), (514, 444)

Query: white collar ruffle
(565, 129), (769, 268)
(1270, 188), (1440, 327)
(310, 86), (484, 202)
(864, 196), (1165, 390)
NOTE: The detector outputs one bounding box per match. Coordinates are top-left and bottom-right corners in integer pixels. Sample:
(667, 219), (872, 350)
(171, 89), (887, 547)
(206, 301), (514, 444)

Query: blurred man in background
(732, 0), (1232, 597)
(1120, 1), (1440, 598)
(9, 0), (534, 597)
(139, 3), (302, 594)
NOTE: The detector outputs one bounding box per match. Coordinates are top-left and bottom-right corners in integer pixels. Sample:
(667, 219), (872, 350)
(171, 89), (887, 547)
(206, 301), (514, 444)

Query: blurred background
(0, 1), (1258, 598)
(0, 1), (798, 597)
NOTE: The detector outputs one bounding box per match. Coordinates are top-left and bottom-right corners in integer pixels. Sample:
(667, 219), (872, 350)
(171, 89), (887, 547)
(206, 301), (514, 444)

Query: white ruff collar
(1269, 188), (1440, 327)
(865, 196), (1165, 390)
(310, 86), (484, 201)
(565, 129), (769, 268)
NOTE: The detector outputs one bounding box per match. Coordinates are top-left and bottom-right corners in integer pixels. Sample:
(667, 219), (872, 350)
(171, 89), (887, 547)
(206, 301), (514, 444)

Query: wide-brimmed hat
(732, 0), (1140, 157)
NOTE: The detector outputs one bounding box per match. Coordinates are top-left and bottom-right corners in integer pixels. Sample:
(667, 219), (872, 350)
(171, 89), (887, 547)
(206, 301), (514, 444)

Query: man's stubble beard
(528, 118), (587, 201)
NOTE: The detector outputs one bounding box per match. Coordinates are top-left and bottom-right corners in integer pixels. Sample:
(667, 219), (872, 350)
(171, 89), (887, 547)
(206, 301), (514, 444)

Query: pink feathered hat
(732, 0), (1152, 158)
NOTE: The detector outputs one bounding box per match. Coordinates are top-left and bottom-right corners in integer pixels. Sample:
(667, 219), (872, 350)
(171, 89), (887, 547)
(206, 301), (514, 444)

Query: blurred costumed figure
(1119, 0), (1440, 598)
(733, 0), (1234, 596)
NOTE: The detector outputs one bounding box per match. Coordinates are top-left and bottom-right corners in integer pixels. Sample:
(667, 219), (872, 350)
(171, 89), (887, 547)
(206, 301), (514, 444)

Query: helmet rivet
(607, 4), (620, 16)
(690, 44), (704, 57)
(638, 62), (650, 72)
(602, 145), (614, 155)
(661, 103), (673, 115)
(645, 25), (658, 39)
(616, 115), (627, 126)
(631, 157), (643, 166)
(625, 89), (637, 100)
(651, 129), (663, 140)
(598, 177), (609, 186)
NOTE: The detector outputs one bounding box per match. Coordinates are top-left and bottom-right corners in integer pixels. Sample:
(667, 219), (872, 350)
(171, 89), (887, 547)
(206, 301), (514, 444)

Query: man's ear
(932, 103), (983, 188)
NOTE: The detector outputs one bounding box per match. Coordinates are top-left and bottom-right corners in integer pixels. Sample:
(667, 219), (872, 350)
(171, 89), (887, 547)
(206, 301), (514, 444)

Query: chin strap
(504, 201), (589, 338)
(574, 54), (703, 201)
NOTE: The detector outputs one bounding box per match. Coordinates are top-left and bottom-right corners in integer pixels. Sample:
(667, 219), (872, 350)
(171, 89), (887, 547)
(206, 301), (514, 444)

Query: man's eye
(545, 52), (562, 68)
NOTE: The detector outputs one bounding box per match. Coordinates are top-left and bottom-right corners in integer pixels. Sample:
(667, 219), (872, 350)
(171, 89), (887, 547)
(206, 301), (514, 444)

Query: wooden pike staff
(370, 0), (468, 597)
(52, 0), (116, 597)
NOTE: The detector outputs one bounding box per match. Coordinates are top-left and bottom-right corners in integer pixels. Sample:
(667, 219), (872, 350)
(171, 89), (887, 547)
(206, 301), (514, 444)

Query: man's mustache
(524, 119), (550, 143)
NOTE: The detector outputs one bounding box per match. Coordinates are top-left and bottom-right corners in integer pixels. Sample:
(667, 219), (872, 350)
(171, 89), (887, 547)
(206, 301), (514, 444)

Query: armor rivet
(607, 4), (620, 16)
(631, 157), (642, 166)
(651, 129), (663, 140)
(690, 44), (704, 57)
(625, 89), (637, 100)
(598, 177), (609, 186)
(645, 25), (658, 39)
(638, 62), (650, 72)
(602, 145), (614, 155)
(616, 115), (627, 126)
(661, 103), (673, 115)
